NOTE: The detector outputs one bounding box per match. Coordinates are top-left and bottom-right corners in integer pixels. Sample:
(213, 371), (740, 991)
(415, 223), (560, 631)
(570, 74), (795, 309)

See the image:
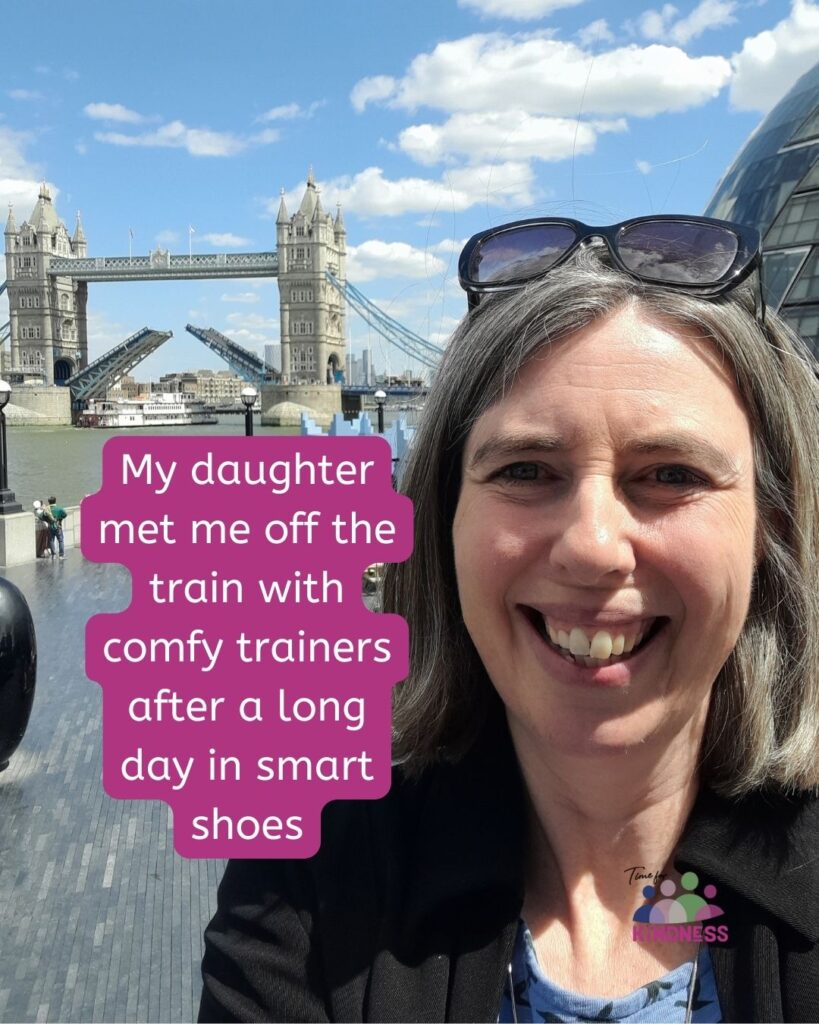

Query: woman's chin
(512, 710), (679, 763)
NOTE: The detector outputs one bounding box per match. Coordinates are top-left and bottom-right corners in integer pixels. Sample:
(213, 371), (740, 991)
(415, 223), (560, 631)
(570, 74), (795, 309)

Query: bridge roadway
(48, 252), (279, 282)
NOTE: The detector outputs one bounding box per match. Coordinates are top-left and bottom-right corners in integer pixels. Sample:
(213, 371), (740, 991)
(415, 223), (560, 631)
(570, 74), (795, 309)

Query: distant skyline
(2, 0), (819, 378)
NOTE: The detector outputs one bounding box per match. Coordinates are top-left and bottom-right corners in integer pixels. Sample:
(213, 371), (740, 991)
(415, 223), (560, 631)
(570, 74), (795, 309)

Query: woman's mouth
(521, 609), (669, 669)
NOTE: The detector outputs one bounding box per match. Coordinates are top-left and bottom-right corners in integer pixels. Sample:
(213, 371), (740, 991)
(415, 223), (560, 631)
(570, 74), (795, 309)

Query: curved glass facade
(705, 61), (819, 358)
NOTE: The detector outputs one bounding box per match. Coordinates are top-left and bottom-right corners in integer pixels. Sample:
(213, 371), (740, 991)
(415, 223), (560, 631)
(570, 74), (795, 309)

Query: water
(5, 410), (418, 509)
(6, 419), (296, 509)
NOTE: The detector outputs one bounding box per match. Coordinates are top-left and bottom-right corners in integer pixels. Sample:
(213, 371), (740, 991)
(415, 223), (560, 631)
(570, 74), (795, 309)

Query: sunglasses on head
(458, 214), (764, 318)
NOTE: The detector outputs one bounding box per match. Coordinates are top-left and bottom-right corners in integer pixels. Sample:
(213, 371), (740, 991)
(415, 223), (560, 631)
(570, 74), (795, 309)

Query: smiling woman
(199, 230), (819, 1024)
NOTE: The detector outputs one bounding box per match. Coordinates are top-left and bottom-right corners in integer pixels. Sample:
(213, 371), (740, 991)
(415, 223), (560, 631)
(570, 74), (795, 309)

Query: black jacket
(199, 735), (819, 1023)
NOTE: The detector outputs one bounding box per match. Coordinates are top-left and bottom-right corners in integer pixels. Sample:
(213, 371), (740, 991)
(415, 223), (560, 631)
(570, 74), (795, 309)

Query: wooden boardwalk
(0, 557), (225, 1023)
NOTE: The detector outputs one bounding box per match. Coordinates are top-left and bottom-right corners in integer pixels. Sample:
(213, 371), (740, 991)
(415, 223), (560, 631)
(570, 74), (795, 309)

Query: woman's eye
(651, 465), (705, 487)
(495, 462), (545, 483)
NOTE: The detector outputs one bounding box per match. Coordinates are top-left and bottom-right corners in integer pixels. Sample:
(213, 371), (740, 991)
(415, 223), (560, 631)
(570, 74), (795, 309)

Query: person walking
(32, 500), (52, 558)
(46, 496), (67, 559)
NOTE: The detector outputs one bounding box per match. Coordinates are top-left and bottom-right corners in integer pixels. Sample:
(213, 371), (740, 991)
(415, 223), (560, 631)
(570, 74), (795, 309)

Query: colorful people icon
(633, 872), (724, 924)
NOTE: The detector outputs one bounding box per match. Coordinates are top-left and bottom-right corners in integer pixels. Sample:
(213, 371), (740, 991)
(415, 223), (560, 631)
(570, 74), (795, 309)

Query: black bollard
(0, 577), (36, 770)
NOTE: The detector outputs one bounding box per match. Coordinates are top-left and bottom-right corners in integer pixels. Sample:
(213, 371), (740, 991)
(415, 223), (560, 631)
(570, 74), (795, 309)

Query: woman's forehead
(464, 306), (753, 456)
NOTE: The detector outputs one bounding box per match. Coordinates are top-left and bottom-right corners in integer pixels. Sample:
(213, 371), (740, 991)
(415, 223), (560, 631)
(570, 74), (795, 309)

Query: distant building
(110, 374), (144, 399)
(3, 184), (89, 384)
(361, 347), (372, 386)
(158, 368), (246, 404)
(706, 60), (819, 359)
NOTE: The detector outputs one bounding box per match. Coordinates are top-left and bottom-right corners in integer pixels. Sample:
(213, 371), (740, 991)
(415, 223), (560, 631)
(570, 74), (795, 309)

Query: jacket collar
(675, 784), (819, 942)
(404, 725), (819, 943)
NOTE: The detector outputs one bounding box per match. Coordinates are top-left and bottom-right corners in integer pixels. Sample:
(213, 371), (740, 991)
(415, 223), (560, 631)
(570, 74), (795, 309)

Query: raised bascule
(1, 170), (444, 424)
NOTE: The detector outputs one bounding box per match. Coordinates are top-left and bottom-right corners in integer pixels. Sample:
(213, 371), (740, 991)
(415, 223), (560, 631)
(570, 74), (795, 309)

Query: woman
(200, 216), (819, 1022)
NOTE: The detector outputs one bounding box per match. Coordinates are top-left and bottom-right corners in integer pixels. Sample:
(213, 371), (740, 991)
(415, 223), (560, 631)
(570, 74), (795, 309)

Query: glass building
(705, 60), (819, 359)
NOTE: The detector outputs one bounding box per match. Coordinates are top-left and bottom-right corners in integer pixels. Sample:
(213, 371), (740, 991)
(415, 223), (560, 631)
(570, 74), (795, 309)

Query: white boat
(77, 394), (219, 428)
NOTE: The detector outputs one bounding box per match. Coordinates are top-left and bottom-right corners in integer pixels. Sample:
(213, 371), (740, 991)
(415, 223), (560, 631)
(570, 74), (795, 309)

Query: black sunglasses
(458, 215), (764, 317)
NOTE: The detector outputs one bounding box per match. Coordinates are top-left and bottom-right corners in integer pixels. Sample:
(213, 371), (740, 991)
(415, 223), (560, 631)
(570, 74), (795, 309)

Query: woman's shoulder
(678, 786), (819, 941)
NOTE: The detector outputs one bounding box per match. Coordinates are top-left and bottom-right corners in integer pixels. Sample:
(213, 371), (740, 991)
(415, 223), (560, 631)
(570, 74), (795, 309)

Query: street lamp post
(374, 389), (386, 434)
(0, 381), (22, 515)
(240, 386), (257, 437)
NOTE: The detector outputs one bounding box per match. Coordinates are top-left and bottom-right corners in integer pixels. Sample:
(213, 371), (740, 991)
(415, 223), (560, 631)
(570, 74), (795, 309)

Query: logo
(632, 870), (729, 943)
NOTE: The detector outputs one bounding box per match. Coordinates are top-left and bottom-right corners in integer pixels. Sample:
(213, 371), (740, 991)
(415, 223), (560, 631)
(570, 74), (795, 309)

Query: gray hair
(385, 248), (819, 798)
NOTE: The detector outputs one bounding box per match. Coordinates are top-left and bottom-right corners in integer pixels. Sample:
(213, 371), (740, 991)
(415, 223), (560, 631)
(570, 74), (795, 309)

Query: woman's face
(452, 303), (758, 758)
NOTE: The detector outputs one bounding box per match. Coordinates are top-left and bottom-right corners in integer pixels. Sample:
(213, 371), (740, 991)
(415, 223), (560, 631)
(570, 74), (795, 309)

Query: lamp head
(240, 387), (258, 409)
(0, 380), (10, 411)
(374, 389), (386, 406)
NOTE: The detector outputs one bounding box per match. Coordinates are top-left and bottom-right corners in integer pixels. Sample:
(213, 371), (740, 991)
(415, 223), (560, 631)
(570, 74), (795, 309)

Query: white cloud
(75, 141), (87, 156)
(221, 292), (261, 304)
(0, 126), (55, 216)
(351, 32), (731, 117)
(272, 161), (537, 218)
(346, 240), (448, 283)
(432, 238), (470, 255)
(457, 0), (586, 18)
(635, 159), (653, 175)
(225, 313), (279, 345)
(350, 75), (397, 113)
(259, 102), (301, 120)
(155, 230), (180, 245)
(638, 1), (737, 45)
(201, 232), (251, 247)
(86, 310), (129, 362)
(8, 89), (43, 101)
(398, 111), (626, 165)
(226, 328), (277, 345)
(257, 100), (324, 121)
(85, 108), (280, 157)
(249, 128), (280, 145)
(95, 122), (240, 156)
(84, 102), (149, 124)
(226, 313), (278, 327)
(731, 0), (819, 113)
(577, 18), (615, 46)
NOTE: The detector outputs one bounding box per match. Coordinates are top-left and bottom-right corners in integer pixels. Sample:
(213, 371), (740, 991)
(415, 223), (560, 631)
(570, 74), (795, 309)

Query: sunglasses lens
(468, 224), (577, 284)
(618, 221), (740, 285)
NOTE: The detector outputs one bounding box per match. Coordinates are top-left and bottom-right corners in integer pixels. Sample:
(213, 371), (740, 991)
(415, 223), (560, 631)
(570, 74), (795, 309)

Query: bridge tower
(276, 168), (346, 385)
(3, 184), (88, 385)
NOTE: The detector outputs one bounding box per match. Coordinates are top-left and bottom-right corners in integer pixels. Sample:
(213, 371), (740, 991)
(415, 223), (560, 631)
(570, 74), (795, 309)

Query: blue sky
(2, 0), (819, 379)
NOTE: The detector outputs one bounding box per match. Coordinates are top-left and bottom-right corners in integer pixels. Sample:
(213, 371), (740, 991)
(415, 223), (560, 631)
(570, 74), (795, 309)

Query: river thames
(5, 411), (414, 510)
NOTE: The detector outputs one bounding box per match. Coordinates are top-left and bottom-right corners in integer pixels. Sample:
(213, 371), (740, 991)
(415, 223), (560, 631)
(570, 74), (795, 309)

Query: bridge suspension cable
(325, 273), (444, 369)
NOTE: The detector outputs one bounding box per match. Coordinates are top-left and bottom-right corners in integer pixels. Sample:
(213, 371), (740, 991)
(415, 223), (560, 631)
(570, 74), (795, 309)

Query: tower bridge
(47, 251), (280, 282)
(1, 171), (444, 423)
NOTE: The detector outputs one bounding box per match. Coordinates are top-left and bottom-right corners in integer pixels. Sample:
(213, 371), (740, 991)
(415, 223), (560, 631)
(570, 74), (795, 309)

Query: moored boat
(76, 394), (218, 428)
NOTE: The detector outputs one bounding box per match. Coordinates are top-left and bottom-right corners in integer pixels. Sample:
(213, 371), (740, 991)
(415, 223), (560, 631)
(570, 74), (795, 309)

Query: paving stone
(0, 559), (227, 1022)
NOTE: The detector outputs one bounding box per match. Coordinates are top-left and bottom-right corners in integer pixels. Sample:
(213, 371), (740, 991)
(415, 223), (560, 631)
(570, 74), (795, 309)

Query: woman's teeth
(541, 619), (654, 667)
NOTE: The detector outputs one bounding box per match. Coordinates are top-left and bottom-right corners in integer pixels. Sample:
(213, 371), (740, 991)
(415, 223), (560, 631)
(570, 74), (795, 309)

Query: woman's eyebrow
(467, 434), (564, 468)
(467, 431), (741, 477)
(623, 434), (741, 477)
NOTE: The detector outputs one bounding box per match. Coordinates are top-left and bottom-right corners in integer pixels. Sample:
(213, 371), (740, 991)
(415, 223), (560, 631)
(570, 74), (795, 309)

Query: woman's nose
(548, 476), (636, 584)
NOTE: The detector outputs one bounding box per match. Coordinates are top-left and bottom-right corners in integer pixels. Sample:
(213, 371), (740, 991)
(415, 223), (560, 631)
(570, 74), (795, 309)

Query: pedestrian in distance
(32, 500), (52, 559)
(46, 496), (67, 559)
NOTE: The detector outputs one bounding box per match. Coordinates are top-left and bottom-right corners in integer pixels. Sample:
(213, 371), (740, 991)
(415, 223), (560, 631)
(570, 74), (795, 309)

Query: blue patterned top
(497, 921), (724, 1022)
